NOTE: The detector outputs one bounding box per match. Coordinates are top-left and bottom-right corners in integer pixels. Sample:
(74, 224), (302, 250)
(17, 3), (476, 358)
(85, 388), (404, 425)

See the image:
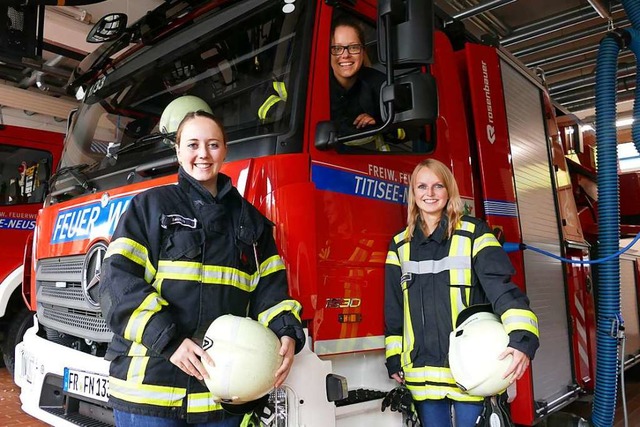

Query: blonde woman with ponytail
(384, 159), (539, 427)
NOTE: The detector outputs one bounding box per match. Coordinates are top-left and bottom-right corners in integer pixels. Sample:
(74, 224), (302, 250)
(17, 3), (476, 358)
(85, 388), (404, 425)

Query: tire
(1, 306), (34, 376)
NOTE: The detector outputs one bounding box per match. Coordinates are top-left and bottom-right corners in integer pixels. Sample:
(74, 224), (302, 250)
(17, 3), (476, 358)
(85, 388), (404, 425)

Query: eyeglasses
(330, 44), (363, 56)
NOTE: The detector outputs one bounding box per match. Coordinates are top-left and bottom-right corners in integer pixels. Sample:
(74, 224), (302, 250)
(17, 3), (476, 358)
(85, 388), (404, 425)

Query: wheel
(1, 306), (34, 376)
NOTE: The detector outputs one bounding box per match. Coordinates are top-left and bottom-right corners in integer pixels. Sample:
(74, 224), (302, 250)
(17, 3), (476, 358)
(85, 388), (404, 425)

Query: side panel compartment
(500, 59), (574, 410)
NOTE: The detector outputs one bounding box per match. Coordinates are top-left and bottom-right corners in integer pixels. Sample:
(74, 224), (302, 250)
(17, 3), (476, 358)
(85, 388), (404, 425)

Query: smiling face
(330, 25), (364, 89)
(176, 115), (227, 195)
(413, 166), (449, 222)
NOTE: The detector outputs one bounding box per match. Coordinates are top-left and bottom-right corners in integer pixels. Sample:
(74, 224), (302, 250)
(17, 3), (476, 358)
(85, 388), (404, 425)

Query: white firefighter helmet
(159, 95), (212, 134)
(202, 315), (283, 404)
(448, 304), (513, 397)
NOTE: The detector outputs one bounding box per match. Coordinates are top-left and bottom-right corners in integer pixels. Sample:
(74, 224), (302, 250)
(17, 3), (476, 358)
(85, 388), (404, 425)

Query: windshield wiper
(49, 164), (96, 199)
(114, 132), (174, 157)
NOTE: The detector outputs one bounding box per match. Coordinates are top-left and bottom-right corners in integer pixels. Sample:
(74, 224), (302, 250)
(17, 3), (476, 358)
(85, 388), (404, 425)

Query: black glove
(475, 395), (514, 427)
(221, 393), (269, 415)
(381, 385), (421, 426)
(381, 385), (413, 413)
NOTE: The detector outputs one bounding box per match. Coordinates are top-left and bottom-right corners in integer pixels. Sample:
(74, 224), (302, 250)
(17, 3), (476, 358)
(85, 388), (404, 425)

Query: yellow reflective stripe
(398, 241), (410, 263)
(449, 228), (472, 326)
(109, 377), (185, 406)
(106, 237), (157, 283)
(258, 95), (281, 120)
(408, 385), (483, 402)
(127, 357), (150, 384)
(502, 308), (540, 337)
(157, 261), (260, 292)
(124, 293), (169, 343)
(472, 232), (501, 257)
(128, 342), (148, 357)
(154, 277), (164, 294)
(385, 335), (402, 358)
(401, 280), (415, 368)
(260, 255), (285, 277)
(156, 261), (202, 281)
(204, 265), (255, 291)
(404, 365), (484, 402)
(395, 234), (415, 368)
(393, 229), (408, 245)
(374, 134), (390, 152)
(386, 250), (400, 266)
(258, 299), (302, 325)
(450, 285), (465, 329)
(258, 81), (287, 121)
(187, 392), (224, 413)
(404, 365), (456, 384)
(458, 220), (475, 233)
(273, 81), (288, 101)
(126, 342), (150, 384)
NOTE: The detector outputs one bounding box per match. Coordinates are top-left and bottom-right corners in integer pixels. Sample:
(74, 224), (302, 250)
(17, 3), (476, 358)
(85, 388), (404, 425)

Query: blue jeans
(113, 409), (243, 427)
(414, 398), (483, 427)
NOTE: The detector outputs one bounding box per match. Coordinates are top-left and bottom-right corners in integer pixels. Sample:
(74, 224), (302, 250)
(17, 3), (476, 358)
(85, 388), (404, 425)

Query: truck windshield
(60, 0), (308, 172)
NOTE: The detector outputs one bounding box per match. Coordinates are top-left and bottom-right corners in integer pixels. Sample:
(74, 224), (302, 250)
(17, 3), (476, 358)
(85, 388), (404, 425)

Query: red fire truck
(0, 123), (63, 375)
(14, 0), (639, 426)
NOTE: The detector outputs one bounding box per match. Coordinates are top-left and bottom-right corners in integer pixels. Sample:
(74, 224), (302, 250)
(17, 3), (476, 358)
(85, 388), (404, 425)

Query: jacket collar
(177, 167), (233, 203)
(415, 216), (448, 244)
(177, 167), (265, 245)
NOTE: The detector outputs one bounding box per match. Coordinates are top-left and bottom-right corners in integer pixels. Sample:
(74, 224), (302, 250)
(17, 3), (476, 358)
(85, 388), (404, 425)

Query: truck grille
(36, 256), (113, 343)
(41, 306), (112, 336)
(38, 258), (84, 276)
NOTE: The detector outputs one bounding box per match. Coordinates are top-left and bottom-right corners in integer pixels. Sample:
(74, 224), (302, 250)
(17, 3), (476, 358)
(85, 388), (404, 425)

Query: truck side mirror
(377, 0), (434, 67)
(314, 121), (339, 151)
(381, 73), (437, 126)
(86, 13), (128, 43)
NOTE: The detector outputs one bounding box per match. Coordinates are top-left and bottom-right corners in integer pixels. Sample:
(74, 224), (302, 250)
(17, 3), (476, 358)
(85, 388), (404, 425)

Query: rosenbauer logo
(481, 60), (496, 144)
(51, 195), (134, 244)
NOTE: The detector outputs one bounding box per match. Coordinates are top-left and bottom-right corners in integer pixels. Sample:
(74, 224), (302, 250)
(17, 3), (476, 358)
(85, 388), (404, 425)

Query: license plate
(63, 367), (109, 403)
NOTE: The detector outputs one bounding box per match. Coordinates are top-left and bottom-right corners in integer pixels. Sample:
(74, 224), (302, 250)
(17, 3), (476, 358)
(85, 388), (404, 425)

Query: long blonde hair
(406, 159), (464, 239)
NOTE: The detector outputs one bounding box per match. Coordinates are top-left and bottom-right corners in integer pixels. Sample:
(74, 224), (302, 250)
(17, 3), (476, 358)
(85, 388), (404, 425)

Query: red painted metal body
(18, 1), (605, 426)
(0, 125), (62, 286)
(0, 126), (63, 282)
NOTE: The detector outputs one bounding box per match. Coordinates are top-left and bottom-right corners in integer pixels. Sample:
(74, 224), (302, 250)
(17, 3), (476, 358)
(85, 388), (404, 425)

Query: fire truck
(13, 0), (639, 426)
(0, 121), (63, 375)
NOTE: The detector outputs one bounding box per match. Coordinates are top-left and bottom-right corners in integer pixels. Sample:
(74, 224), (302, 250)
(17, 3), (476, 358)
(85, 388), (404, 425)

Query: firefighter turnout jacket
(100, 168), (304, 422)
(384, 216), (539, 402)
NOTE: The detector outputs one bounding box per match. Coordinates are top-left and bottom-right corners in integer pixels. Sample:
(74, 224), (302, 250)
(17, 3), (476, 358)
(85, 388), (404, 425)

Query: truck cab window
(330, 13), (432, 155)
(0, 145), (52, 205)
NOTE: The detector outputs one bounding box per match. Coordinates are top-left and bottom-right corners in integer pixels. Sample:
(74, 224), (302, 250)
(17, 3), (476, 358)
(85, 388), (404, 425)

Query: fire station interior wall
(500, 60), (574, 404)
(619, 256), (640, 359)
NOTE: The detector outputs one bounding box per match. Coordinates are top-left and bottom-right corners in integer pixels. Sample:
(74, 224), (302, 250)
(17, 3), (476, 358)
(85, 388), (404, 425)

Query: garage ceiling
(0, 0), (633, 127)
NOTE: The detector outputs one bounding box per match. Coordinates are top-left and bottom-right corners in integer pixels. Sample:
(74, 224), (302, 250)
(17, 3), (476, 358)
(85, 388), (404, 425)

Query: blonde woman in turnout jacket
(384, 159), (539, 427)
(100, 111), (304, 426)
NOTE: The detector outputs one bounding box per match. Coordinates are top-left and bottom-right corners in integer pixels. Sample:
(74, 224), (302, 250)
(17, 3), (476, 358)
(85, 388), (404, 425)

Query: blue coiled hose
(592, 2), (640, 425)
(592, 33), (623, 427)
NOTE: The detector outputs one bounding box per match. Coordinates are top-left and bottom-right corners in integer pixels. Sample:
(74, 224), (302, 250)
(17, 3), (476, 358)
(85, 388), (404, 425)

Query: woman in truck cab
(383, 158), (540, 427)
(100, 105), (305, 426)
(330, 15), (385, 135)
